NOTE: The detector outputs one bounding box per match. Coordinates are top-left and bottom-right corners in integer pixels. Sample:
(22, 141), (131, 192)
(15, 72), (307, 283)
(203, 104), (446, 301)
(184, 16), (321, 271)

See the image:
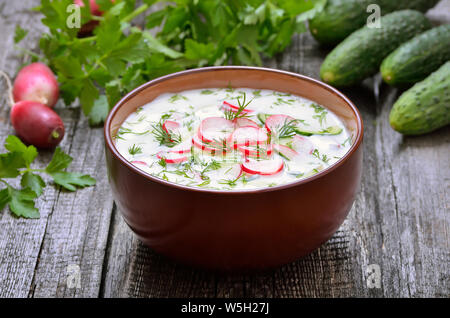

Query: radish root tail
(0, 70), (15, 107)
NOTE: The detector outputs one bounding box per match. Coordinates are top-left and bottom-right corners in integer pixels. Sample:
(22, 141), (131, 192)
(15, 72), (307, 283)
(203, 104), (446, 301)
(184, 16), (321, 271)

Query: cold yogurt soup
(114, 88), (353, 190)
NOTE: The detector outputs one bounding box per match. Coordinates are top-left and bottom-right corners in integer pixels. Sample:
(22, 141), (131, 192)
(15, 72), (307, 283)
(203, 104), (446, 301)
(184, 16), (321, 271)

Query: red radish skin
(74, 0), (115, 35)
(13, 63), (59, 108)
(131, 161), (147, 166)
(74, 0), (103, 16)
(10, 101), (65, 149)
(222, 101), (254, 113)
(242, 158), (284, 176)
(168, 140), (192, 154)
(156, 151), (188, 164)
(231, 126), (268, 148)
(192, 135), (227, 155)
(238, 143), (273, 158)
(162, 120), (181, 141)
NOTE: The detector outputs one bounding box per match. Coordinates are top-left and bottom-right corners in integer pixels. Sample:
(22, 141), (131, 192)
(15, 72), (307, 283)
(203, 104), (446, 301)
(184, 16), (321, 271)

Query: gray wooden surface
(0, 0), (448, 298)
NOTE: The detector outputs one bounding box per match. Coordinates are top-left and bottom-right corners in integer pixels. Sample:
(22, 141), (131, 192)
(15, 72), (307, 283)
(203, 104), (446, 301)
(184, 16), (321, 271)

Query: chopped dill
(313, 110), (328, 126)
(223, 93), (254, 121)
(168, 94), (188, 103)
(166, 170), (193, 179)
(151, 120), (182, 147)
(252, 90), (262, 97)
(117, 127), (150, 137)
(128, 144), (142, 155)
(274, 119), (298, 139)
(273, 97), (295, 106)
(184, 119), (195, 132)
(341, 136), (353, 147)
(158, 158), (167, 168)
(201, 89), (214, 95)
(197, 179), (211, 187)
(161, 113), (172, 120)
(312, 149), (330, 163)
(200, 160), (221, 178)
(273, 91), (291, 97)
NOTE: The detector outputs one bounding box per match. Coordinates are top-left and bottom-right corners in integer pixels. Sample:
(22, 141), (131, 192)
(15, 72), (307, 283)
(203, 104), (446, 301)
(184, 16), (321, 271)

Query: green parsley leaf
(14, 25), (28, 43)
(50, 172), (96, 192)
(89, 95), (110, 126)
(21, 172), (46, 196)
(45, 147), (73, 173)
(0, 189), (11, 211)
(8, 186), (40, 219)
(4, 135), (38, 167)
(0, 152), (26, 179)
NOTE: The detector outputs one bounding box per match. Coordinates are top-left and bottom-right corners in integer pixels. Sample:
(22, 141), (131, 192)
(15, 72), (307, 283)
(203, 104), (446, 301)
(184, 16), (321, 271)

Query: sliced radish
(231, 127), (268, 148)
(265, 114), (296, 134)
(234, 118), (259, 128)
(162, 120), (181, 141)
(222, 101), (254, 113)
(218, 163), (243, 181)
(192, 135), (227, 155)
(156, 151), (188, 164)
(291, 135), (314, 154)
(242, 158), (284, 176)
(273, 144), (299, 161)
(198, 117), (234, 143)
(169, 140), (192, 154)
(131, 160), (148, 166)
(238, 144), (273, 158)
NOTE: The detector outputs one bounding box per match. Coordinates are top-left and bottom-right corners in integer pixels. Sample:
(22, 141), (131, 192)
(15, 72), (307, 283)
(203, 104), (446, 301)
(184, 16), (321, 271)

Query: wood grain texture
(0, 0), (114, 298)
(0, 0), (448, 298)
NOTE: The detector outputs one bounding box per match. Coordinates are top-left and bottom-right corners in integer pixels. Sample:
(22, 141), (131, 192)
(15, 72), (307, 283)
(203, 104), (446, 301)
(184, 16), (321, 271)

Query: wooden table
(0, 0), (448, 298)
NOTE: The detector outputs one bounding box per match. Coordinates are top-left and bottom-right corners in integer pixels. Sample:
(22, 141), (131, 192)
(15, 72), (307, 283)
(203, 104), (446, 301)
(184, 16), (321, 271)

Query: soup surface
(115, 88), (353, 190)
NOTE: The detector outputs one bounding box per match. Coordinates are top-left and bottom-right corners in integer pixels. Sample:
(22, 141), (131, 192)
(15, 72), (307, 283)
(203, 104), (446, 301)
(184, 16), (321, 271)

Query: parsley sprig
(14, 0), (325, 125)
(0, 136), (96, 218)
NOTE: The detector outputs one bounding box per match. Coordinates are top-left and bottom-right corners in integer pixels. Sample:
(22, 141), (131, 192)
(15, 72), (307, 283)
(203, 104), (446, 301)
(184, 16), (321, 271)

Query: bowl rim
(104, 66), (363, 195)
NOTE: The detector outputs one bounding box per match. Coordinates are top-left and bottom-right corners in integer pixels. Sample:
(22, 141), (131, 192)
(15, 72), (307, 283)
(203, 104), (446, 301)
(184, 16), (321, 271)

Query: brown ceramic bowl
(104, 66), (363, 270)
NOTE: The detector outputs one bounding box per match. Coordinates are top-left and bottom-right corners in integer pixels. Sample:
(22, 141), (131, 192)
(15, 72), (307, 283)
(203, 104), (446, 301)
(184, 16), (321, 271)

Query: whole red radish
(10, 101), (65, 149)
(13, 63), (59, 108)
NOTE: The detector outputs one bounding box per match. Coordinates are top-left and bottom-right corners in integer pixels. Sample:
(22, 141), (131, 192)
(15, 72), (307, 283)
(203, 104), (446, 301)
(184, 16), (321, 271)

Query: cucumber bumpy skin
(389, 61), (450, 135)
(309, 0), (440, 46)
(381, 24), (450, 85)
(320, 10), (432, 87)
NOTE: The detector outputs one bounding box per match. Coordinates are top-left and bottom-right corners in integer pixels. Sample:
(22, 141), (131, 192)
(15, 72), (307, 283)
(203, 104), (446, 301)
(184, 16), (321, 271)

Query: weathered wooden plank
(0, 0), (115, 298)
(0, 0), (62, 298)
(29, 117), (115, 298)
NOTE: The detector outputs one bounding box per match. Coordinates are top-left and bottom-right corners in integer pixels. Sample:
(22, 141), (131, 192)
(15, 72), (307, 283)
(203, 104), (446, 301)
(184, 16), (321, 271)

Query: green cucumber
(381, 24), (450, 85)
(320, 10), (432, 87)
(389, 61), (450, 135)
(309, 0), (439, 46)
(257, 113), (342, 136)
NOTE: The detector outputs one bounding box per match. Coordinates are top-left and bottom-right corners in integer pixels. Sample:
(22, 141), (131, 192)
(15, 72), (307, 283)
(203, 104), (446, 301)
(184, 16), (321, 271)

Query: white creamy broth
(115, 88), (353, 190)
